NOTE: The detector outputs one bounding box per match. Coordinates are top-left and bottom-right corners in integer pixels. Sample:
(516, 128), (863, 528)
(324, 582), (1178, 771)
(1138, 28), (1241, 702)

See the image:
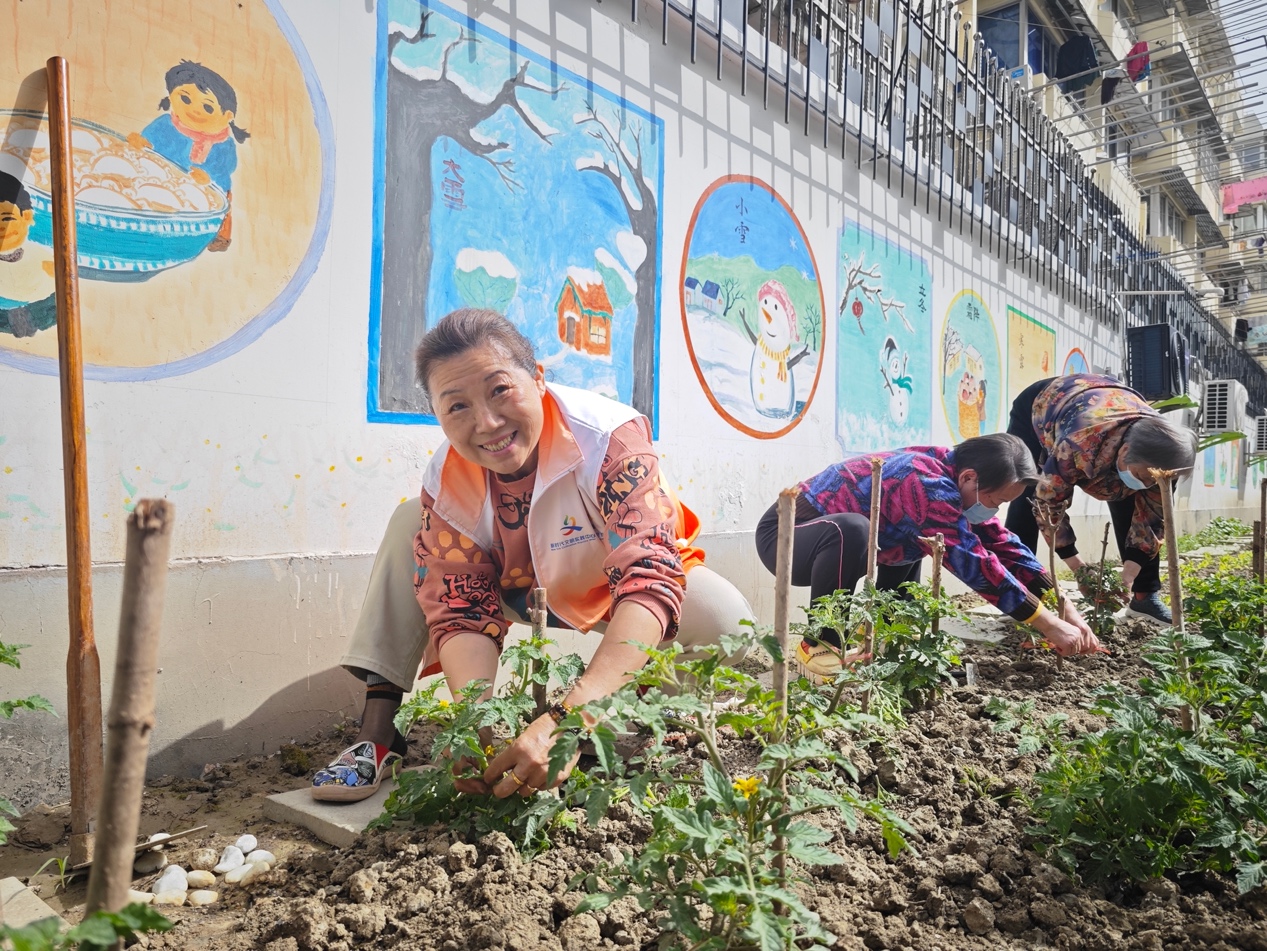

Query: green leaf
(0, 917), (65, 951)
(1236, 862), (1266, 895)
(701, 762), (736, 810)
(1197, 430), (1246, 452)
(574, 892), (618, 914)
(746, 905), (787, 951)
(0, 695), (56, 719)
(111, 902), (174, 935)
(590, 723), (619, 778)
(585, 786), (612, 829)
(64, 916), (121, 946)
(0, 642), (29, 669)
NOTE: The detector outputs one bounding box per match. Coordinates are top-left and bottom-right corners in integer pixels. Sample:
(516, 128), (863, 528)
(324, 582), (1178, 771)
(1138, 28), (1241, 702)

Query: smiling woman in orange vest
(313, 308), (754, 802)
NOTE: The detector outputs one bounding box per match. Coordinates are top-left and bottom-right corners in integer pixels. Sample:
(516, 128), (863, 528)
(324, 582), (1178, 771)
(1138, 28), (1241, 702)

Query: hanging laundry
(1056, 35), (1098, 94)
(1126, 41), (1151, 82)
(1100, 76), (1122, 105)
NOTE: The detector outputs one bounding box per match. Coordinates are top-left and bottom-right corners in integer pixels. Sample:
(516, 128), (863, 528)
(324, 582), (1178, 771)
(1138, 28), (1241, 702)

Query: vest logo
(550, 515), (599, 551)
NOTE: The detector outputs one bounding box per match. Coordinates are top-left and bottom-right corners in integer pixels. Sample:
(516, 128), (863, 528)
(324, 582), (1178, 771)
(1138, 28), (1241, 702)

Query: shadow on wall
(148, 665), (361, 778)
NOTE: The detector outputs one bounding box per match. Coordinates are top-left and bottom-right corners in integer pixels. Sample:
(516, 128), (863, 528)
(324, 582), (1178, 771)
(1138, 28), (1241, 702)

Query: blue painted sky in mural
(686, 180), (816, 280)
(388, 0), (661, 404)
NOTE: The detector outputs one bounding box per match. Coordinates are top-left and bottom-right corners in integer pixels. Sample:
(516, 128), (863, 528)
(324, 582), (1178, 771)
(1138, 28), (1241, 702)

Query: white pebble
(241, 862), (271, 884)
(153, 891), (186, 906)
(222, 863), (253, 884)
(152, 867), (187, 895)
(186, 870), (216, 889)
(146, 832), (172, 851)
(187, 889), (219, 906)
(212, 846), (244, 874)
(189, 848), (218, 871)
(234, 834), (258, 853)
(127, 889), (154, 905)
(133, 851), (167, 874)
(244, 850), (276, 867)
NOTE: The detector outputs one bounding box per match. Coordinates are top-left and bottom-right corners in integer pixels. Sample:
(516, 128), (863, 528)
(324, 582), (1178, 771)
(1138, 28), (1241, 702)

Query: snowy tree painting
(371, 0), (663, 424)
(680, 176), (825, 439)
(836, 221), (933, 454)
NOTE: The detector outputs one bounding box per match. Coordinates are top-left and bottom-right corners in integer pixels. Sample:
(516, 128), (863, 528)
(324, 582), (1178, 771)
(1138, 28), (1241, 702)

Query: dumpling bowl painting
(0, 109), (228, 279)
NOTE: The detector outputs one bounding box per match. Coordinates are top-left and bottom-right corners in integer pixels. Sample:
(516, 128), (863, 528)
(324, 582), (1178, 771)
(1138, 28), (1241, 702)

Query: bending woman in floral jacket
(313, 309), (753, 802)
(1005, 374), (1198, 625)
(755, 434), (1100, 682)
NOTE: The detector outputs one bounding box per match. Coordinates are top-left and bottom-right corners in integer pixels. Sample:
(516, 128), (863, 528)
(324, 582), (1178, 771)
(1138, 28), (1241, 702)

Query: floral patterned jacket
(799, 447), (1052, 622)
(1029, 374), (1164, 563)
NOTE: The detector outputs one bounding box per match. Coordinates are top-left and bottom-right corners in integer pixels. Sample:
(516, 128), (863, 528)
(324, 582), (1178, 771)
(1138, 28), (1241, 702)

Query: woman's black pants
(755, 503), (921, 646)
(1003, 377), (1160, 594)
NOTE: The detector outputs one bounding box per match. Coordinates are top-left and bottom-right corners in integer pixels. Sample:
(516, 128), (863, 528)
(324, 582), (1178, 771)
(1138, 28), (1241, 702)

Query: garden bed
(3, 554), (1266, 950)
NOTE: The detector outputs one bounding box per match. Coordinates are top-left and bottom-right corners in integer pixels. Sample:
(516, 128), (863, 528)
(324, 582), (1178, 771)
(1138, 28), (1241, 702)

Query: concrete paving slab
(263, 767), (431, 848)
(1, 876), (65, 930)
(944, 615), (1007, 644)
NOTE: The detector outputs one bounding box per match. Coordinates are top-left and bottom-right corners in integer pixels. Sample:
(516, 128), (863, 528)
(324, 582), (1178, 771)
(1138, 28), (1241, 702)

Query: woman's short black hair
(414, 308), (537, 412)
(0, 171), (32, 212)
(953, 433), (1039, 491)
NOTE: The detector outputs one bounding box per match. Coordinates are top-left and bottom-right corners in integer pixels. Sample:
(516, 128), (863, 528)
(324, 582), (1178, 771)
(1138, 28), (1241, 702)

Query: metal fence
(615, 0), (1267, 410)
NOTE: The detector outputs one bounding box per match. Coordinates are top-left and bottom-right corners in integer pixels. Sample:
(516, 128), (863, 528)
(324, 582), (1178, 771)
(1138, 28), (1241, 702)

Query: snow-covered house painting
(683, 276), (701, 308)
(371, 0), (663, 427)
(556, 268), (614, 357)
(680, 175), (825, 439)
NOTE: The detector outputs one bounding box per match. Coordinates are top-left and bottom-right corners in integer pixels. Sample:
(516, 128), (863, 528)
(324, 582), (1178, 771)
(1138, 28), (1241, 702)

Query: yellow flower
(437, 699), (450, 709)
(484, 745), (496, 756)
(732, 776), (761, 799)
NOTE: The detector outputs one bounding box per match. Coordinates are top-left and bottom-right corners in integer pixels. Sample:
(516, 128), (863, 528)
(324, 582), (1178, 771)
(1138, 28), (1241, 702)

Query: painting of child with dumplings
(128, 60), (250, 252)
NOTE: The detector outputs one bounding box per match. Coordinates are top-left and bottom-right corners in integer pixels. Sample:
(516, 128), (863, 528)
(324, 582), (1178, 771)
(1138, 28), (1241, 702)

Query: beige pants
(341, 500), (756, 689)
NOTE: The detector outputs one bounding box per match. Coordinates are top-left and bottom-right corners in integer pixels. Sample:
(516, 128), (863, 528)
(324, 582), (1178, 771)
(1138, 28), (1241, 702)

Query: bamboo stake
(1259, 479), (1267, 586)
(1033, 499), (1066, 669)
(918, 533), (946, 640)
(771, 487), (796, 898)
(1153, 469), (1194, 732)
(1253, 520), (1263, 585)
(859, 457), (883, 714)
(529, 588), (548, 719)
(1097, 522), (1112, 637)
(85, 500), (175, 917)
(47, 55), (102, 868)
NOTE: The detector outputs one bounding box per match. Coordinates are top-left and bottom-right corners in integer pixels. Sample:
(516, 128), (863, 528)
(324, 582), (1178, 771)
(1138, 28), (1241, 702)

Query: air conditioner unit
(1126, 324), (1186, 400)
(1255, 415), (1267, 455)
(1202, 379), (1249, 434)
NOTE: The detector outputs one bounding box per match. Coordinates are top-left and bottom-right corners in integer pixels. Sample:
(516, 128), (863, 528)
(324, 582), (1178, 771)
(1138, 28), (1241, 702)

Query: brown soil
(3, 619), (1264, 950)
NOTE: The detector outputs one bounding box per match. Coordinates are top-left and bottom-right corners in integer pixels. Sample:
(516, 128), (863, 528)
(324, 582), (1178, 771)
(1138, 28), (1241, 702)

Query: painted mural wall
(0, 0), (1251, 575)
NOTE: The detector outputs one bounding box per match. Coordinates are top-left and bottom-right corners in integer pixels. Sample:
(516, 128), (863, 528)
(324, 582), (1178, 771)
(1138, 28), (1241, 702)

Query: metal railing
(616, 0), (1267, 409)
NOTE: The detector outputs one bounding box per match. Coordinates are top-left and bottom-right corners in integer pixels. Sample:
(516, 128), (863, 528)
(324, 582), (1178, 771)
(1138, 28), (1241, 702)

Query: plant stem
(529, 588), (548, 719)
(860, 457), (884, 713)
(1098, 521), (1112, 639)
(1153, 468), (1195, 732)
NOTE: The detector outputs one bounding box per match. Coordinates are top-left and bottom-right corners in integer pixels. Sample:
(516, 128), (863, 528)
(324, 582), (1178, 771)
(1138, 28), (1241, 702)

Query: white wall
(0, 0), (1256, 806)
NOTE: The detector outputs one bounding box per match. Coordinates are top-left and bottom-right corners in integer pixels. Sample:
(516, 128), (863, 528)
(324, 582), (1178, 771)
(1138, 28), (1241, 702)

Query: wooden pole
(1033, 499), (1066, 667)
(1259, 479), (1267, 586)
(85, 500), (175, 917)
(771, 487), (796, 896)
(1253, 520), (1263, 584)
(47, 55), (102, 868)
(1153, 469), (1194, 732)
(918, 533), (946, 639)
(859, 457), (883, 713)
(529, 588), (548, 718)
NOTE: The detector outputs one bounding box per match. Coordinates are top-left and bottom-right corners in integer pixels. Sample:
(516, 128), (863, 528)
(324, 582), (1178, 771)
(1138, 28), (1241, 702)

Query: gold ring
(506, 770), (525, 787)
(522, 785), (538, 794)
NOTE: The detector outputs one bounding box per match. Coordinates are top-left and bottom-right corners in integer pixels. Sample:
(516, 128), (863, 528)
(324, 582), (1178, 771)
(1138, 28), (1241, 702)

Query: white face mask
(962, 483), (999, 524)
(1118, 467), (1147, 491)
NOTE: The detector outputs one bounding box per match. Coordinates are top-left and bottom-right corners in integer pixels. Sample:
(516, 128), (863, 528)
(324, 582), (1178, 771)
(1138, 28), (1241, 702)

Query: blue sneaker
(1126, 593), (1172, 626)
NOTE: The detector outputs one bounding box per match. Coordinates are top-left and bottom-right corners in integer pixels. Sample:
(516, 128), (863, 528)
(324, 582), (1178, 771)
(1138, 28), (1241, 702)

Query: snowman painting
(738, 279), (809, 419)
(879, 336), (912, 425)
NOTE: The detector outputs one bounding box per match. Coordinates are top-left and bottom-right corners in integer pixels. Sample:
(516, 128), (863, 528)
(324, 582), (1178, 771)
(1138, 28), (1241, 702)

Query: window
(589, 321), (608, 346)
(1147, 192), (1186, 242)
(977, 3), (1061, 77)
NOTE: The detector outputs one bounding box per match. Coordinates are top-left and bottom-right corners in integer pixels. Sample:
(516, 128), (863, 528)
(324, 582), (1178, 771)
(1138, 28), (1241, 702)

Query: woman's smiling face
(426, 346), (547, 480)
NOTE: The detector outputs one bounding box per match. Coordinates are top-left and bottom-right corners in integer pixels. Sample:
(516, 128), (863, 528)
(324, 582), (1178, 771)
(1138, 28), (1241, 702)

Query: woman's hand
(1059, 599), (1096, 639)
(449, 726), (495, 795)
(484, 714), (579, 798)
(1032, 609), (1102, 656)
